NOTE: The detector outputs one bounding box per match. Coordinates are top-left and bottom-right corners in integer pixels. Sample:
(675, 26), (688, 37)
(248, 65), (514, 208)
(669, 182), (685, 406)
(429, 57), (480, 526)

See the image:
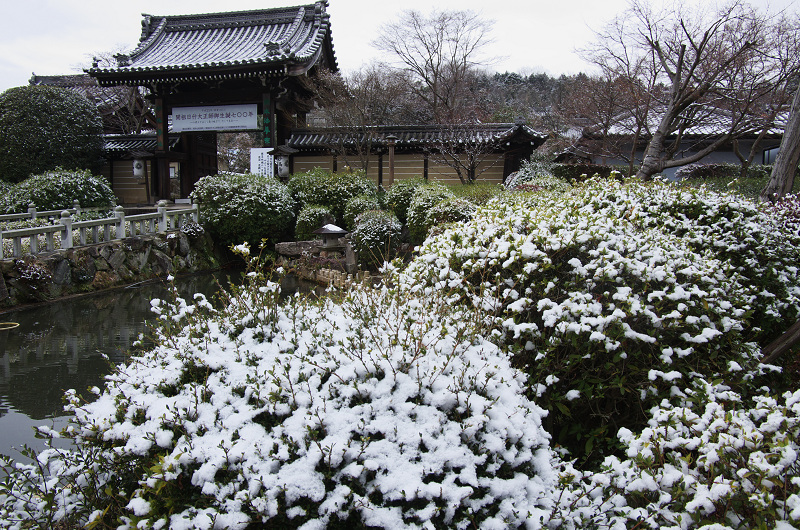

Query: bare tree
(426, 126), (502, 184)
(218, 132), (260, 173)
(79, 50), (154, 134)
(373, 9), (494, 124)
(760, 83), (800, 202)
(308, 65), (419, 170)
(588, 0), (798, 180)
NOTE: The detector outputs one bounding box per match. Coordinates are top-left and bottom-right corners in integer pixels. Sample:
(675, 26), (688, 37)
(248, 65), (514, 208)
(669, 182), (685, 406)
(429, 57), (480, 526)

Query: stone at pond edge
(0, 231), (225, 308)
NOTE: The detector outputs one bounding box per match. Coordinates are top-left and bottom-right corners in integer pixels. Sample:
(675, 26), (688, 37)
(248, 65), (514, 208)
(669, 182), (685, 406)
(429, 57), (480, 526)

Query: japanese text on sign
(170, 104), (258, 132)
(250, 148), (274, 177)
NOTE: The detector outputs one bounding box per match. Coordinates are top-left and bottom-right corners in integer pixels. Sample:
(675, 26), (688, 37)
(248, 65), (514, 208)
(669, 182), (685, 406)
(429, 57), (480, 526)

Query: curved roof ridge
(89, 2), (336, 84)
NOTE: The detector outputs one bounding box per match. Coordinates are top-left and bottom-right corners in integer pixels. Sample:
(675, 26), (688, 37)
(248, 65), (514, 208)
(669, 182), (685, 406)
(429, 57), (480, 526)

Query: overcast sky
(0, 0), (796, 93)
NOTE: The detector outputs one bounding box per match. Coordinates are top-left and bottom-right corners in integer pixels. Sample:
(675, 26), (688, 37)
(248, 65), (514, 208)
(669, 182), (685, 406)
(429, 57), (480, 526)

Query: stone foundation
(0, 231), (222, 308)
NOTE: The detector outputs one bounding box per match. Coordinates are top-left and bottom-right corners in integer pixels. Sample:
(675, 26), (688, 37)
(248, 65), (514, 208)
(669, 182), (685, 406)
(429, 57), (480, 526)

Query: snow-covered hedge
(351, 210), (402, 268)
(385, 177), (425, 225)
(504, 157), (571, 193)
(556, 379), (800, 529)
(287, 168), (377, 225)
(424, 197), (476, 238)
(398, 177), (800, 463)
(0, 168), (116, 214)
(406, 183), (455, 244)
(295, 204), (334, 241)
(191, 172), (295, 247)
(343, 194), (380, 231)
(0, 255), (558, 529)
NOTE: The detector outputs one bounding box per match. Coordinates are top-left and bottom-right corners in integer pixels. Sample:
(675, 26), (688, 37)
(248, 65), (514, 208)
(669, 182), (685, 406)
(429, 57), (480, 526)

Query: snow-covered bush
(191, 172), (294, 247)
(0, 258), (559, 529)
(0, 85), (103, 183)
(0, 168), (115, 214)
(287, 168), (377, 225)
(556, 379), (800, 529)
(406, 183), (455, 244)
(504, 157), (571, 192)
(450, 182), (505, 207)
(343, 194), (380, 231)
(398, 177), (800, 464)
(385, 177), (425, 224)
(424, 197), (476, 235)
(294, 204), (335, 241)
(351, 210), (401, 268)
(775, 193), (800, 236)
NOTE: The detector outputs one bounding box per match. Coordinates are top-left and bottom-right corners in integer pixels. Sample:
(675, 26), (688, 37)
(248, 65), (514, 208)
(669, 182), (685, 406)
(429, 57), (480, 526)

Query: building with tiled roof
(562, 105), (787, 177)
(88, 2), (336, 203)
(286, 123), (547, 185)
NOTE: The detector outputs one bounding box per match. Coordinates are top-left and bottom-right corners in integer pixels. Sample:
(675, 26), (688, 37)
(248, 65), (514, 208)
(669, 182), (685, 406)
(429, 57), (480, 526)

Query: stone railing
(0, 200), (199, 259)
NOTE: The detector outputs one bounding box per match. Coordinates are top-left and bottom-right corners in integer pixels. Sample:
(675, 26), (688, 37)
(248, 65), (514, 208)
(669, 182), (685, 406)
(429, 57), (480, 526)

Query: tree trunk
(762, 318), (800, 365)
(760, 86), (800, 203)
(636, 130), (666, 180)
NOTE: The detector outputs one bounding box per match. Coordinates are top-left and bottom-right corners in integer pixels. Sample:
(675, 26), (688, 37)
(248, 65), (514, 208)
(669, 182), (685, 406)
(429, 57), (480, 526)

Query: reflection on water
(0, 270), (329, 459)
(0, 272), (230, 458)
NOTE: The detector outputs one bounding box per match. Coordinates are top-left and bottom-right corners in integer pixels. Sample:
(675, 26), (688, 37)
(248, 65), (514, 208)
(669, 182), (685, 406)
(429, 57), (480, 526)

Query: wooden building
(285, 123), (547, 186)
(88, 2), (336, 202)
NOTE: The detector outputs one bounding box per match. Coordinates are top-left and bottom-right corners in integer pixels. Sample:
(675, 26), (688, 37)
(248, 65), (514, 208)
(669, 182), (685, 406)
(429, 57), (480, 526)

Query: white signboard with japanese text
(171, 104), (258, 132)
(250, 148), (274, 177)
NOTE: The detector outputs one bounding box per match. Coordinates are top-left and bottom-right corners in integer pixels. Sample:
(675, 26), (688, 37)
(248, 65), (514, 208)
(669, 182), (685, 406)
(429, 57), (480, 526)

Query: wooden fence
(0, 200), (199, 259)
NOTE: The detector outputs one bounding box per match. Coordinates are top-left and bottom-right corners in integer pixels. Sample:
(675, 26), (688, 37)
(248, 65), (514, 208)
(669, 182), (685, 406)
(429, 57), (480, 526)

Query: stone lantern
(312, 224), (347, 250)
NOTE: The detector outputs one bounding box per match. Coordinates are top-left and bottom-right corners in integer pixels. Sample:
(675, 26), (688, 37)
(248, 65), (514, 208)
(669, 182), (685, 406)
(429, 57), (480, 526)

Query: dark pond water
(0, 271), (325, 459)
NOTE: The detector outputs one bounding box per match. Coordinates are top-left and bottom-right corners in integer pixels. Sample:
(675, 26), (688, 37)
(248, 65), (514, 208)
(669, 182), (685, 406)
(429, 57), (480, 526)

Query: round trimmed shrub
(406, 183), (455, 244)
(2, 168), (116, 214)
(0, 85), (103, 183)
(425, 196), (476, 229)
(399, 178), (800, 465)
(505, 158), (571, 192)
(191, 172), (294, 247)
(287, 168), (377, 224)
(351, 210), (401, 268)
(385, 177), (425, 224)
(343, 194), (380, 231)
(295, 204), (335, 241)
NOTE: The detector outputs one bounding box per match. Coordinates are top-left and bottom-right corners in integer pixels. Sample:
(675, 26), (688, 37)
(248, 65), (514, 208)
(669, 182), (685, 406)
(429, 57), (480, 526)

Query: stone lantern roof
(313, 224), (347, 249)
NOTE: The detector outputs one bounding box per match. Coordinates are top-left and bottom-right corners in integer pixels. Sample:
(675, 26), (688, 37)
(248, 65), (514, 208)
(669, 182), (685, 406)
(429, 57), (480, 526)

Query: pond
(0, 270), (326, 460)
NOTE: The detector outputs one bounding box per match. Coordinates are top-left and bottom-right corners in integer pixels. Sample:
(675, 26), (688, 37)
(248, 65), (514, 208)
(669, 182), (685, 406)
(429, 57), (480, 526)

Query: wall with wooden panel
(292, 158), (333, 174)
(101, 160), (150, 205)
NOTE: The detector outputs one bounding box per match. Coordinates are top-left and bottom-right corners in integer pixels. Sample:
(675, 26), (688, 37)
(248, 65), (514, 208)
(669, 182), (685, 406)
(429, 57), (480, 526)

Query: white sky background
(0, 0), (796, 93)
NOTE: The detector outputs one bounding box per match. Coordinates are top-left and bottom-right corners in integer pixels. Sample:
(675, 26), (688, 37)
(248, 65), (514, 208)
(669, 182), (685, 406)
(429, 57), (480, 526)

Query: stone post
(60, 210), (73, 250)
(73, 199), (81, 215)
(114, 206), (126, 239)
(192, 201), (200, 223)
(386, 134), (397, 187)
(28, 203), (36, 220)
(158, 200), (168, 232)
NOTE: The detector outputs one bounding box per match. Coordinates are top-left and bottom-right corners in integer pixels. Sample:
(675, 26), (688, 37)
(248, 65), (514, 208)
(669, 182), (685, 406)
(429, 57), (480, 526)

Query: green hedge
(1, 169), (115, 214)
(191, 172), (294, 248)
(351, 210), (402, 268)
(551, 163), (631, 182)
(295, 204), (335, 241)
(287, 168), (377, 224)
(385, 177), (426, 224)
(0, 85), (103, 183)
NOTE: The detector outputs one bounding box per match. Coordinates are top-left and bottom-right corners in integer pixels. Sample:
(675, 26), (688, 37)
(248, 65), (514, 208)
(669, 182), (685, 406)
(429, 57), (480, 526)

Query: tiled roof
(589, 105), (787, 138)
(103, 134), (181, 154)
(287, 123), (547, 150)
(89, 2), (335, 85)
(31, 74), (129, 113)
